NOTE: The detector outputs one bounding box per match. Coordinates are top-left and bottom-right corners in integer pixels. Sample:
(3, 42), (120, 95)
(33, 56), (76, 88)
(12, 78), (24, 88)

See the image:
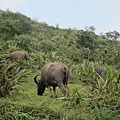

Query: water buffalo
(7, 51), (28, 61)
(95, 66), (107, 76)
(34, 62), (70, 97)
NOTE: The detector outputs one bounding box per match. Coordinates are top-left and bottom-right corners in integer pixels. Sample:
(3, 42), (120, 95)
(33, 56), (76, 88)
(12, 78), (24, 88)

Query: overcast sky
(0, 0), (120, 34)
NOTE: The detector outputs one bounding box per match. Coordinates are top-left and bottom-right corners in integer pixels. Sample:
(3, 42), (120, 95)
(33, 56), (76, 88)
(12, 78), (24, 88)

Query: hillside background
(0, 10), (120, 120)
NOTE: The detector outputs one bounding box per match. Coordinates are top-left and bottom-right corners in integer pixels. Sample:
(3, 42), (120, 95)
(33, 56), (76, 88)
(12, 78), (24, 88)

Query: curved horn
(6, 56), (10, 59)
(34, 75), (39, 84)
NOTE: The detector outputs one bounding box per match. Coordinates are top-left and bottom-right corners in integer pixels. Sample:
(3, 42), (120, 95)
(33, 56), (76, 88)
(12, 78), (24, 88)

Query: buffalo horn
(34, 75), (39, 84)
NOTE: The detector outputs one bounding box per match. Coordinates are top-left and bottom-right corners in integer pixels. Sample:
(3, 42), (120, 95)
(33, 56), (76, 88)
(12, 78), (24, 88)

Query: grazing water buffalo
(7, 51), (28, 61)
(34, 62), (70, 97)
(95, 66), (107, 76)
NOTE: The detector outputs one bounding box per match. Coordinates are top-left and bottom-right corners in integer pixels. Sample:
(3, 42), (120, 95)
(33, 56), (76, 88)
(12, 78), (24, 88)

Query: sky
(0, 0), (120, 34)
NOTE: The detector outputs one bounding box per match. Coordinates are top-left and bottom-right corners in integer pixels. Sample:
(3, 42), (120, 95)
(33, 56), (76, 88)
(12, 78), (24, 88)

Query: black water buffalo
(95, 66), (107, 76)
(34, 62), (70, 97)
(7, 51), (28, 61)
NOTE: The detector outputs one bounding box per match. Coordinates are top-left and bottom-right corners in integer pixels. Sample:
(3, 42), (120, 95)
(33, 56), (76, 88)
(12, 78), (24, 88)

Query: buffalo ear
(34, 75), (39, 84)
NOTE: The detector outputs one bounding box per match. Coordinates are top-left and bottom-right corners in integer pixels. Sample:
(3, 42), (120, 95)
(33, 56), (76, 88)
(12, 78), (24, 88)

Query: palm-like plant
(91, 64), (120, 108)
(0, 54), (32, 97)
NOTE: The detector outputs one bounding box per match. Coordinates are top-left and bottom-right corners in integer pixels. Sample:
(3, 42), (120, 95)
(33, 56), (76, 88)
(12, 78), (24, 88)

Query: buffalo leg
(58, 83), (66, 96)
(53, 86), (57, 97)
(48, 87), (53, 97)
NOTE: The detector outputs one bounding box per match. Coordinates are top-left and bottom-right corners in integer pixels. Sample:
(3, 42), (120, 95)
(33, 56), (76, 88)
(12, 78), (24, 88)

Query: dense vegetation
(0, 10), (120, 120)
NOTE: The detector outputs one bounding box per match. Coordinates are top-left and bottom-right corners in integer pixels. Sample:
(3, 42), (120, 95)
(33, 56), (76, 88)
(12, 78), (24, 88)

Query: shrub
(90, 65), (120, 109)
(0, 54), (32, 97)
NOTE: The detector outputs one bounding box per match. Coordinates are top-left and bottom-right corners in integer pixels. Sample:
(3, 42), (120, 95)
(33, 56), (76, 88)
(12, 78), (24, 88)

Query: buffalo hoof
(50, 95), (53, 98)
(54, 95), (57, 98)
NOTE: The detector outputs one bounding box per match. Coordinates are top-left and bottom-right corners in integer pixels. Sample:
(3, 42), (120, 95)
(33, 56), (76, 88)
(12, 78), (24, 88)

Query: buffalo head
(34, 75), (45, 95)
(96, 66), (107, 76)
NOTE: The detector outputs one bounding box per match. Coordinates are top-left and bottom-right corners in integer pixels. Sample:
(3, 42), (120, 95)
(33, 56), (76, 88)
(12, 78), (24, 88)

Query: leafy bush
(90, 65), (120, 109)
(0, 54), (32, 97)
(76, 30), (97, 50)
(0, 10), (31, 40)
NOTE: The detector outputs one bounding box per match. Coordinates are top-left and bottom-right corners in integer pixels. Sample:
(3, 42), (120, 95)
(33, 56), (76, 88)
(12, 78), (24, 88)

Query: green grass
(0, 72), (88, 120)
(0, 72), (120, 120)
(10, 75), (86, 110)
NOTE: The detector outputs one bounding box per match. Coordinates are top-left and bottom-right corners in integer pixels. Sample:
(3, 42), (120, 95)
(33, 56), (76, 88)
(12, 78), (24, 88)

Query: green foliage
(91, 65), (120, 109)
(0, 10), (120, 120)
(15, 35), (37, 52)
(0, 102), (61, 120)
(0, 10), (31, 40)
(76, 30), (97, 50)
(105, 30), (120, 41)
(0, 55), (32, 97)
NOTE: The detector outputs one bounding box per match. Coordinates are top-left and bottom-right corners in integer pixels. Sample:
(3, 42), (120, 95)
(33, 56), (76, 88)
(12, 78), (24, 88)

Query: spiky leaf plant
(91, 64), (120, 109)
(0, 54), (32, 97)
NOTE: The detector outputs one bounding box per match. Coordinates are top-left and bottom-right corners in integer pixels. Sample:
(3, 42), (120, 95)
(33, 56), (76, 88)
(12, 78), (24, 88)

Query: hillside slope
(0, 10), (120, 120)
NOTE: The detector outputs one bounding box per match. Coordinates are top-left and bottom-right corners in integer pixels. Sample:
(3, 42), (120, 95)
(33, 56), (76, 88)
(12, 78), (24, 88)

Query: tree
(76, 30), (97, 50)
(85, 26), (96, 32)
(105, 30), (120, 41)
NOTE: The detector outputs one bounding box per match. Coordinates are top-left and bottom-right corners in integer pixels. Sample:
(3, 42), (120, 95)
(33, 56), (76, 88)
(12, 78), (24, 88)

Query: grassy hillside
(0, 10), (120, 120)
